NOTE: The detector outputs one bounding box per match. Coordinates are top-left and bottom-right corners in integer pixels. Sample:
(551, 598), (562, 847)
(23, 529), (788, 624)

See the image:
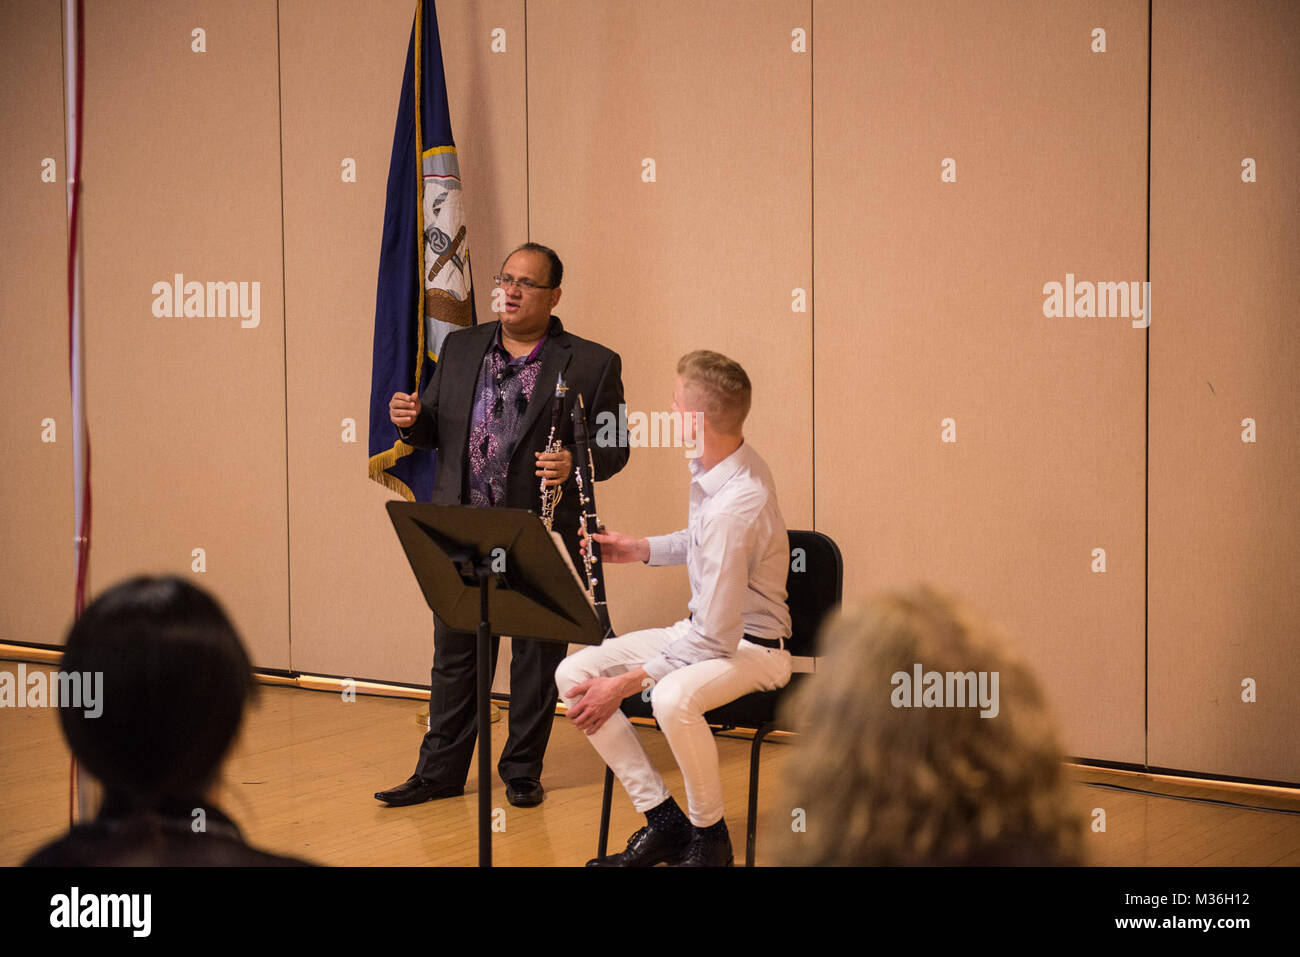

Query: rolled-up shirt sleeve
(642, 514), (752, 682)
(646, 528), (689, 566)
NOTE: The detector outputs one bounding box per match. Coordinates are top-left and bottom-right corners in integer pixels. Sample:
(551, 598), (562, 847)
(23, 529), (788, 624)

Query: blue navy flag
(369, 0), (475, 501)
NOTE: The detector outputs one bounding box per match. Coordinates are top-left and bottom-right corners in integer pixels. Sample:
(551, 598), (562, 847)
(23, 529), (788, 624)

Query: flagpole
(64, 0), (94, 826)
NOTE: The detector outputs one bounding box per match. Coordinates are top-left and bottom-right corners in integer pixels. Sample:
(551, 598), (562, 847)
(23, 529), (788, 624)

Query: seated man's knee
(650, 675), (696, 726)
(554, 650), (604, 699)
(554, 655), (581, 698)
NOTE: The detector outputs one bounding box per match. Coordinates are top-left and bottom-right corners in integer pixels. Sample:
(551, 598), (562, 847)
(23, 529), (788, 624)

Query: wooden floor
(4, 661), (1299, 866)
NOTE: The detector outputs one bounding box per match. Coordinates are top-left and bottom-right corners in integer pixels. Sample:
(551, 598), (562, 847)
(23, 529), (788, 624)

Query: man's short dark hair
(503, 242), (563, 288)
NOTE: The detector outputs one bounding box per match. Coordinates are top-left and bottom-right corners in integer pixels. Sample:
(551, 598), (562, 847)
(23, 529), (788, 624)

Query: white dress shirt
(641, 440), (792, 681)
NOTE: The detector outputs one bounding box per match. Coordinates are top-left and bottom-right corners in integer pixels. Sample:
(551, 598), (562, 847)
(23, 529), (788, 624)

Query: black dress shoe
(505, 777), (545, 808)
(586, 823), (692, 867)
(676, 821), (734, 867)
(374, 775), (464, 806)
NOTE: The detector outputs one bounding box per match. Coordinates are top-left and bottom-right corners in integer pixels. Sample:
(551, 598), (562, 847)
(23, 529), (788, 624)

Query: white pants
(555, 619), (793, 828)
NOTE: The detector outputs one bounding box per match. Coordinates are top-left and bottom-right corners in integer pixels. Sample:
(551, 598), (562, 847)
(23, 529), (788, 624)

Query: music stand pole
(475, 562), (491, 867)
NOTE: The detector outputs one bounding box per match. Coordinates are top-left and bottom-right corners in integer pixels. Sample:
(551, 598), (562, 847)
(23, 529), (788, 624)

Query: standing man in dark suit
(375, 242), (628, 809)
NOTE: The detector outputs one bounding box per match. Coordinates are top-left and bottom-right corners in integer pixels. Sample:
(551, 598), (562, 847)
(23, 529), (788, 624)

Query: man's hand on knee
(564, 668), (649, 735)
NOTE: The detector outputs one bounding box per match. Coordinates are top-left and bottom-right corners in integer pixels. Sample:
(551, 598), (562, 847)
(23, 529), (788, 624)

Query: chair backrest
(784, 530), (843, 659)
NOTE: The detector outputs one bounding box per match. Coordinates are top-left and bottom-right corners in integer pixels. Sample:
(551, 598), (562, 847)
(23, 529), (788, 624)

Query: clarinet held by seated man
(572, 392), (614, 640)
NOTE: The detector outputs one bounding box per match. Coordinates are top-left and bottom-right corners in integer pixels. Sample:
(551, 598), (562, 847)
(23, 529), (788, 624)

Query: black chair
(594, 529), (843, 866)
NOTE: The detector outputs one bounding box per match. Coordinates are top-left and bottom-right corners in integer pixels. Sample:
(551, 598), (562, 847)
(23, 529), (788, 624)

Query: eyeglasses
(493, 274), (554, 291)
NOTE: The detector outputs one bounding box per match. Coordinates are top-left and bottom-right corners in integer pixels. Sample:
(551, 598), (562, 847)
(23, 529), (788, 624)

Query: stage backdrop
(1, 0), (1296, 785)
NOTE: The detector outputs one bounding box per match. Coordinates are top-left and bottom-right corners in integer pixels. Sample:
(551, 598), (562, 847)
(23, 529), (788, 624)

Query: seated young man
(555, 350), (792, 866)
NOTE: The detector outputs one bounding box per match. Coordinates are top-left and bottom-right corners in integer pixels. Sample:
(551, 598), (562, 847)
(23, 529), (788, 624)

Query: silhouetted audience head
(26, 575), (313, 866)
(774, 585), (1086, 866)
(59, 575), (256, 810)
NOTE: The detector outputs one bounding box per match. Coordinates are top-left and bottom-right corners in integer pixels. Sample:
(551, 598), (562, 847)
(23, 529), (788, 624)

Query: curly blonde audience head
(774, 585), (1086, 866)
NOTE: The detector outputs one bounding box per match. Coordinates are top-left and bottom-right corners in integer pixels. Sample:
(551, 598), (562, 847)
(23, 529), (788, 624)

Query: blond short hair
(676, 350), (752, 434)
(772, 585), (1087, 866)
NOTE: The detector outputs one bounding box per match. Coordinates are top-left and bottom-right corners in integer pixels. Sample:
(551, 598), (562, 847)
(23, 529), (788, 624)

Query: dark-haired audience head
(774, 585), (1086, 866)
(59, 575), (256, 812)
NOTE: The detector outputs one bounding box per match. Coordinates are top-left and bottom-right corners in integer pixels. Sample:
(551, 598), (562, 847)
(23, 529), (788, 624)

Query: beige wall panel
(1149, 0), (1300, 783)
(78, 1), (289, 667)
(280, 0), (528, 686)
(813, 0), (1147, 763)
(527, 0), (814, 638)
(0, 2), (76, 647)
(10, 0), (1291, 784)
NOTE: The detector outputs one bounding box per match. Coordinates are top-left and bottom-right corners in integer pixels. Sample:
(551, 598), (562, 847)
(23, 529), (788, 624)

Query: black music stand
(386, 502), (605, 867)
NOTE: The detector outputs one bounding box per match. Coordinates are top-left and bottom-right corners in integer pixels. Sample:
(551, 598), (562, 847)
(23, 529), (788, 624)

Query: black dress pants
(414, 613), (570, 785)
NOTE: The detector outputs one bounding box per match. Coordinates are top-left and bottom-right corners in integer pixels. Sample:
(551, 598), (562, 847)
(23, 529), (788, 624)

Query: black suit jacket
(400, 315), (629, 561)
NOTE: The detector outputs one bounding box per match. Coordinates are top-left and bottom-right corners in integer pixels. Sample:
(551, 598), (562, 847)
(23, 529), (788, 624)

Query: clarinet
(539, 375), (568, 531)
(571, 393), (614, 639)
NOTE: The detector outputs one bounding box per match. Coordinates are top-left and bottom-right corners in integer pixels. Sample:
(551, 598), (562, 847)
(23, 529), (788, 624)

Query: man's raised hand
(389, 391), (420, 429)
